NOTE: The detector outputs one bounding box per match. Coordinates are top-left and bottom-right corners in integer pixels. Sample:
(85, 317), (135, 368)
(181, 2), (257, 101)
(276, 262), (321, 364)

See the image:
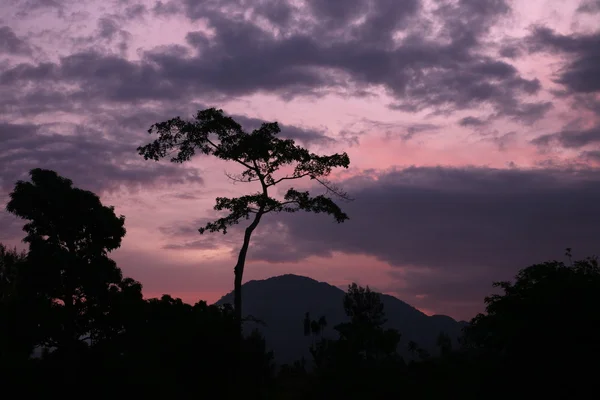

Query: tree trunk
(231, 211), (263, 389)
(233, 211), (263, 328)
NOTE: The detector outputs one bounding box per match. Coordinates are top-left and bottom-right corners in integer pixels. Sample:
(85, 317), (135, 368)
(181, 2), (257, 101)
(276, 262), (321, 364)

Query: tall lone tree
(137, 108), (351, 326)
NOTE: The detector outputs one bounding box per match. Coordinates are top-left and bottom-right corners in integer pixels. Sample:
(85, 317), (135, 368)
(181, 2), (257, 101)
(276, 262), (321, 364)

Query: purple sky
(1, 0), (599, 320)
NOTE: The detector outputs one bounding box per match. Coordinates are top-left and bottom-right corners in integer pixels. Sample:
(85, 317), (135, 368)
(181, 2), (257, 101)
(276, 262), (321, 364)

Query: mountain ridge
(215, 274), (468, 364)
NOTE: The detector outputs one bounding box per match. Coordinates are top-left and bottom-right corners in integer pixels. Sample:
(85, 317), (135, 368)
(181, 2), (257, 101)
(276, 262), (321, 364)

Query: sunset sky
(1, 0), (599, 320)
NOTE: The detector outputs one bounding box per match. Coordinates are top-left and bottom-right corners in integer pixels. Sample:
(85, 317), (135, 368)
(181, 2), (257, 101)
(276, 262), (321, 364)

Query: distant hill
(215, 274), (468, 365)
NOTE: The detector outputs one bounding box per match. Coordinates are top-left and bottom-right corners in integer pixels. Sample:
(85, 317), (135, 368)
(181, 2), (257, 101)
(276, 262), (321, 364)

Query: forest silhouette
(1, 109), (599, 399)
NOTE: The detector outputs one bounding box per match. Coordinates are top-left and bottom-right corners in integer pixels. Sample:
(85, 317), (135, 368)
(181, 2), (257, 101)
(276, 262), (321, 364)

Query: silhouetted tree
(317, 316), (327, 334)
(335, 284), (402, 362)
(416, 347), (430, 360)
(304, 312), (311, 337)
(0, 243), (26, 304)
(137, 108), (351, 329)
(304, 312), (328, 348)
(0, 243), (37, 364)
(342, 283), (386, 328)
(113, 296), (273, 398)
(305, 284), (405, 399)
(333, 283), (402, 365)
(89, 276), (144, 353)
(436, 331), (452, 356)
(463, 251), (600, 398)
(6, 169), (127, 358)
(407, 340), (418, 359)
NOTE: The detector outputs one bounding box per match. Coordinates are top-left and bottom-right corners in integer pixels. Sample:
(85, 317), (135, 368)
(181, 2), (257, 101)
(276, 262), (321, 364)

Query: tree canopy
(137, 108), (352, 330)
(463, 250), (600, 398)
(137, 108), (351, 234)
(5, 168), (128, 355)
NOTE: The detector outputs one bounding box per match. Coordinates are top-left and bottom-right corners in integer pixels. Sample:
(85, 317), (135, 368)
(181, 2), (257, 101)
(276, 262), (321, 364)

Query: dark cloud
(582, 150), (600, 163)
(498, 43), (522, 59)
(0, 94), (336, 198)
(387, 264), (504, 318)
(305, 0), (371, 28)
(346, 119), (440, 142)
(239, 166), (600, 312)
(531, 123), (600, 149)
(527, 27), (600, 94)
(577, 0), (600, 13)
(489, 131), (516, 151)
(0, 26), (31, 55)
(122, 3), (148, 19)
(14, 0), (62, 10)
(162, 165), (600, 272)
(0, 120), (203, 194)
(498, 101), (553, 125)
(254, 1), (293, 27)
(152, 0), (182, 16)
(70, 16), (133, 55)
(9, 0), (66, 18)
(232, 115), (337, 147)
(572, 94), (600, 118)
(304, 0), (420, 45)
(405, 124), (440, 137)
(0, 0), (544, 121)
(459, 116), (486, 127)
(97, 17), (121, 40)
(0, 51), (179, 103)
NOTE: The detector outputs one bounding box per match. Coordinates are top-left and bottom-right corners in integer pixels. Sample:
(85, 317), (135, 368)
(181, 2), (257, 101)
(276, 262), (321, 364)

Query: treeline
(1, 169), (599, 399)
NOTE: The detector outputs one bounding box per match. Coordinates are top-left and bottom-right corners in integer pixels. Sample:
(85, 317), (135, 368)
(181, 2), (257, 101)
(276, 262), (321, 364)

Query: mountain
(215, 274), (468, 365)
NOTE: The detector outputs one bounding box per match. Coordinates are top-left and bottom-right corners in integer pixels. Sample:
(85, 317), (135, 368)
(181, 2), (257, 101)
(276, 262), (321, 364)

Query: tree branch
(268, 172), (312, 187)
(314, 177), (354, 201)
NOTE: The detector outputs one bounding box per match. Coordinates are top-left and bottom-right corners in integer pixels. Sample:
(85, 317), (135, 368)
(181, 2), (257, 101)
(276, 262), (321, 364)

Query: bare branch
(314, 177), (354, 201)
(268, 172), (312, 186)
(224, 170), (261, 184)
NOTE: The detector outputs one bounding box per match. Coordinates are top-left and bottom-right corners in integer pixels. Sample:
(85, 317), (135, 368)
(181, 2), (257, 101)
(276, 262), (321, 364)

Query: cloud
(527, 27), (600, 94)
(71, 16), (133, 55)
(14, 0), (63, 11)
(232, 114), (337, 147)
(498, 42), (522, 59)
(344, 119), (440, 142)
(582, 150), (600, 163)
(8, 0), (67, 19)
(388, 264), (502, 317)
(245, 165), (600, 283)
(497, 101), (554, 125)
(0, 26), (31, 55)
(459, 116), (487, 127)
(0, 51), (179, 104)
(489, 131), (517, 151)
(164, 165), (600, 270)
(0, 96), (339, 196)
(122, 2), (148, 20)
(0, 120), (203, 194)
(531, 123), (600, 149)
(577, 0), (600, 13)
(0, 0), (546, 122)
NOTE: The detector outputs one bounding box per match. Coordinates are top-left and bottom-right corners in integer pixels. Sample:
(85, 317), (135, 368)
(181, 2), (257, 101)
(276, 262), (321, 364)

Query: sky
(1, 0), (599, 321)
